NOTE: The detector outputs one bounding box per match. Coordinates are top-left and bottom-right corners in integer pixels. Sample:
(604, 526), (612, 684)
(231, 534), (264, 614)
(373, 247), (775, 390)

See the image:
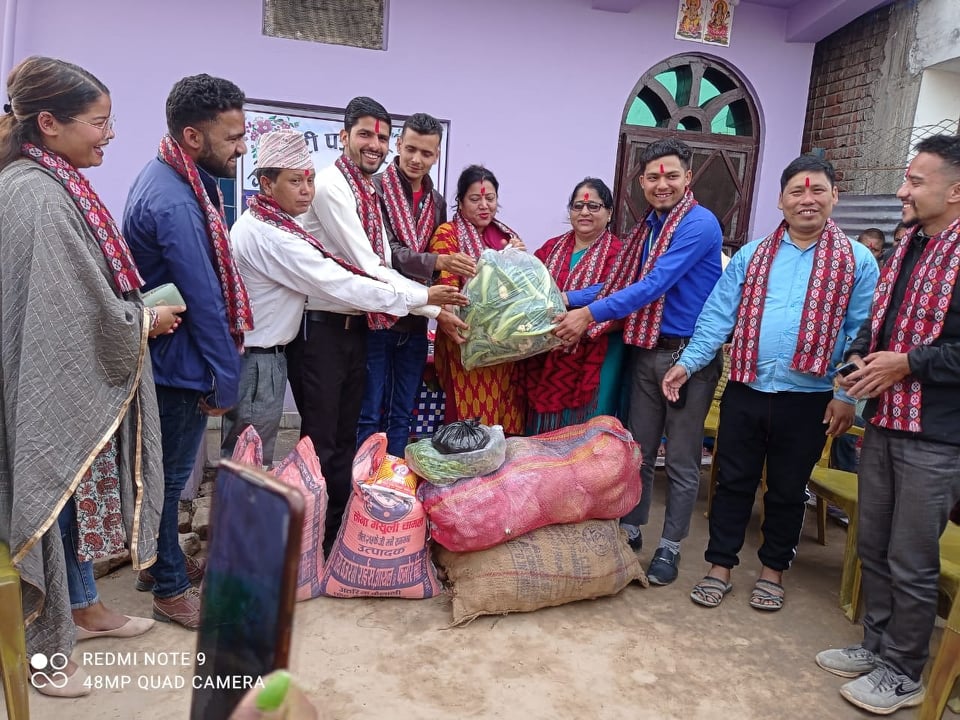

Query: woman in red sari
(429, 165), (527, 434)
(523, 178), (624, 433)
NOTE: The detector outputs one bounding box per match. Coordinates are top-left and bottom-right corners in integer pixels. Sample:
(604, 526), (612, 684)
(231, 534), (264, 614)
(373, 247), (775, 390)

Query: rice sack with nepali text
(418, 415), (642, 552)
(319, 433), (441, 598)
(457, 247), (565, 370)
(230, 426), (329, 602)
(271, 436), (328, 602)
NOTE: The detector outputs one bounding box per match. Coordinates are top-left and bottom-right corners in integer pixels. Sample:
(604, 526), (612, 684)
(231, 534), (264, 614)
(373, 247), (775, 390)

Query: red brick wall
(801, 6), (892, 192)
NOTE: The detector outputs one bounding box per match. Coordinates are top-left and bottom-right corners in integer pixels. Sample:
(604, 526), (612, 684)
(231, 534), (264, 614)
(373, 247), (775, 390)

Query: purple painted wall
(4, 0), (814, 245)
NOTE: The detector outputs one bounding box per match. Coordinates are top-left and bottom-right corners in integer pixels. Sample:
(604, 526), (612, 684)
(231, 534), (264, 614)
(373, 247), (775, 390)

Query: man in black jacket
(816, 134), (960, 715)
(362, 113), (473, 456)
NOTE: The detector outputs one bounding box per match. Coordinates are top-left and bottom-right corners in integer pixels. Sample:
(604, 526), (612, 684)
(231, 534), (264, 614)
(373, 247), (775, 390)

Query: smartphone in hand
(141, 282), (185, 308)
(836, 361), (859, 377)
(190, 460), (305, 720)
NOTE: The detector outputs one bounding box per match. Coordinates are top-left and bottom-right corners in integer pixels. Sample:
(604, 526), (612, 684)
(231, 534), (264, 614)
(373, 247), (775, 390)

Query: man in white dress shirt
(221, 129), (463, 495)
(295, 98), (466, 548)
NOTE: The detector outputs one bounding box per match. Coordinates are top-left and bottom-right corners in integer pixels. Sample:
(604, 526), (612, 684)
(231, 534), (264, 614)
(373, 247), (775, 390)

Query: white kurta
(231, 210), (425, 348)
(300, 163), (440, 318)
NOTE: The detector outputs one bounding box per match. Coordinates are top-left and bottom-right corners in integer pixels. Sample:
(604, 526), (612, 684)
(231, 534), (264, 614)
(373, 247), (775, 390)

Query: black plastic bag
(432, 419), (491, 455)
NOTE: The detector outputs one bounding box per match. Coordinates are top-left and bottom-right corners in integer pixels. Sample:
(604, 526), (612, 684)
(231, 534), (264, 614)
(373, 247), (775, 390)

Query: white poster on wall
(237, 100), (450, 211)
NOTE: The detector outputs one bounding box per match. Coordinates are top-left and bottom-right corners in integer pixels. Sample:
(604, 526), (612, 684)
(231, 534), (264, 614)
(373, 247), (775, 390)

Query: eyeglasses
(570, 201), (605, 213)
(69, 114), (116, 136)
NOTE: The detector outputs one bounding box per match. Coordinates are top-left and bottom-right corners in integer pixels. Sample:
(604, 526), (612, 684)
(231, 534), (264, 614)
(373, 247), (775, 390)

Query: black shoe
(647, 547), (680, 586)
(627, 529), (643, 551)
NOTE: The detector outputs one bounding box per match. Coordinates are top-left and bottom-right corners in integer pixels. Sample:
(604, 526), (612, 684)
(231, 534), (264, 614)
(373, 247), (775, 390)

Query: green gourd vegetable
(456, 248), (565, 371)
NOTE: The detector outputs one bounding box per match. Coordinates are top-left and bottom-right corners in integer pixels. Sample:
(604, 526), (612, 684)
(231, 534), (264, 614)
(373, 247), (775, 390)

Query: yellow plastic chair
(919, 523), (960, 719)
(0, 541), (30, 720)
(807, 426), (863, 621)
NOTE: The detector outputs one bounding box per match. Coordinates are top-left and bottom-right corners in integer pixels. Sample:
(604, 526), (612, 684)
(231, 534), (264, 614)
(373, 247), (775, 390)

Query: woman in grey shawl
(0, 57), (181, 697)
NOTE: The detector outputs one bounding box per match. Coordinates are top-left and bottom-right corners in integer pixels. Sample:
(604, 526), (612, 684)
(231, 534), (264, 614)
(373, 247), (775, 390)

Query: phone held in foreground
(190, 460), (304, 720)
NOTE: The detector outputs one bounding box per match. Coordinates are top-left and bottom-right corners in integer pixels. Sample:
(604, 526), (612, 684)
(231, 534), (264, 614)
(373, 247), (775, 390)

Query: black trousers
(706, 381), (832, 572)
(286, 315), (367, 550)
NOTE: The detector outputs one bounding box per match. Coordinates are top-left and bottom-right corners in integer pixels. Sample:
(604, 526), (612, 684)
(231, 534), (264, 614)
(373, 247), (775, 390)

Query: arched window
(615, 55), (760, 249)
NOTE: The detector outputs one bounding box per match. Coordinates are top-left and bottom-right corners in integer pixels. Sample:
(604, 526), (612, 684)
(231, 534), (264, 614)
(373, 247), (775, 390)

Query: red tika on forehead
(805, 176), (810, 188)
(304, 169), (310, 176)
(660, 163), (665, 175)
(375, 119), (381, 134)
(480, 184), (486, 195)
(583, 192), (590, 201)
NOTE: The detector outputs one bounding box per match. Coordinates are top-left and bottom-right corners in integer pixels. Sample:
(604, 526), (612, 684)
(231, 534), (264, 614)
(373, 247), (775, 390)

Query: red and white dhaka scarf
(380, 162), (437, 254)
(451, 212), (520, 258)
(524, 230), (621, 421)
(247, 193), (378, 280)
(22, 142), (144, 294)
(335, 154), (396, 330)
(729, 218), (855, 383)
(587, 189), (697, 346)
(158, 135), (252, 348)
(867, 216), (960, 432)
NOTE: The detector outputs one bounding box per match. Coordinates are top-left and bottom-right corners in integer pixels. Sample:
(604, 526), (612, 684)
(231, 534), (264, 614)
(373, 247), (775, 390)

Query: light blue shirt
(677, 230), (879, 403)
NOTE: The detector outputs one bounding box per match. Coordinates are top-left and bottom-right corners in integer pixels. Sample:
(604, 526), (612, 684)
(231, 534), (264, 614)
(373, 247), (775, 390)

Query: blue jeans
(57, 500), (99, 609)
(154, 385), (208, 599)
(357, 329), (428, 457)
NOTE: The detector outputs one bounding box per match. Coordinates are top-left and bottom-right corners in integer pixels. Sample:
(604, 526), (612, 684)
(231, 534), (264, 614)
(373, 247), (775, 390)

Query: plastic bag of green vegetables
(405, 425), (506, 486)
(457, 248), (565, 371)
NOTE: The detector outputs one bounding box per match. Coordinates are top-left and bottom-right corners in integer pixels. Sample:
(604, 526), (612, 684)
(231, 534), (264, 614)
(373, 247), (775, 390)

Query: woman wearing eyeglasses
(428, 164), (528, 434)
(0, 57), (178, 697)
(522, 178), (626, 433)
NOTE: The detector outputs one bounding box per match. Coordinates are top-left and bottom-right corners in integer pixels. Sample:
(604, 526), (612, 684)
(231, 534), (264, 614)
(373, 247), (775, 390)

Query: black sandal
(690, 575), (733, 608)
(749, 578), (784, 611)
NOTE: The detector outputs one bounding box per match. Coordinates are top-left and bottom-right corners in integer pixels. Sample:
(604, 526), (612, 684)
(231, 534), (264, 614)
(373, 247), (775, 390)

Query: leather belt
(305, 310), (366, 331)
(387, 314), (428, 335)
(246, 345), (285, 354)
(655, 336), (690, 351)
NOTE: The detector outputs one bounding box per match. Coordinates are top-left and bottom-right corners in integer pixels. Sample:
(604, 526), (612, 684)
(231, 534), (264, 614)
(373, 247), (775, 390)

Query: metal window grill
(838, 118), (959, 194)
(263, 0), (387, 51)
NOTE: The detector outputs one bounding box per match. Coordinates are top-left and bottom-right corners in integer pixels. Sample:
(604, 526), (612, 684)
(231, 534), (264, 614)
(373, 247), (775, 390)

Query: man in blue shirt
(554, 138), (723, 586)
(124, 74), (248, 629)
(662, 155), (878, 612)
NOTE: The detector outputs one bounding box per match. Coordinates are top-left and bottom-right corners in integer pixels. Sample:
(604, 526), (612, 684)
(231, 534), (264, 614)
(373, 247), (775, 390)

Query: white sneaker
(840, 663), (924, 715)
(816, 645), (877, 678)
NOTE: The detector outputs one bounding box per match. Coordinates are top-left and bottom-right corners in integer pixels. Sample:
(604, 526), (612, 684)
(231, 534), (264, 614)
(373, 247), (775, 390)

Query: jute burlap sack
(435, 519), (648, 625)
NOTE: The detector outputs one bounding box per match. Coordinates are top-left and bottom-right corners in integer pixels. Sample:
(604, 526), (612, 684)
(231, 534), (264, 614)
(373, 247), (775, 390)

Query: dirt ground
(14, 429), (947, 720)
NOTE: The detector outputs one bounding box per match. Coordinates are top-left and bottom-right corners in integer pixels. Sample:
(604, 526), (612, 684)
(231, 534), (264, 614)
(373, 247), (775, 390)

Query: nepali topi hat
(257, 129), (313, 171)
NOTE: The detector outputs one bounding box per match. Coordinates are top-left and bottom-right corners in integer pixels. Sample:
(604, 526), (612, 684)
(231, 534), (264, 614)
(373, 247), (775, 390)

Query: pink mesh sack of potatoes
(418, 415), (642, 553)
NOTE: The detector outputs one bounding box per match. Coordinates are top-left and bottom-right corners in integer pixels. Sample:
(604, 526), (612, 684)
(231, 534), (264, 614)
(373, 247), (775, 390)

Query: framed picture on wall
(703, 0), (734, 46)
(675, 0), (706, 41)
(237, 99), (451, 212)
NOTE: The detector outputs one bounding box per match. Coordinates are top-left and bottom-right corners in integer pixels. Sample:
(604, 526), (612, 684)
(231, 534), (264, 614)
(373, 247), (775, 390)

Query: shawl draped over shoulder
(0, 159), (163, 656)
